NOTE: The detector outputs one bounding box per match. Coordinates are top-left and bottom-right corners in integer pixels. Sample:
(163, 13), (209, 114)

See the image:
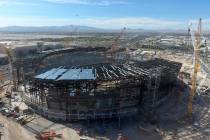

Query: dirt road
(0, 114), (36, 140)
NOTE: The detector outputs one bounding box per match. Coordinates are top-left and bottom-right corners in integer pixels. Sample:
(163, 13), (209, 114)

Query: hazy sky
(0, 0), (209, 29)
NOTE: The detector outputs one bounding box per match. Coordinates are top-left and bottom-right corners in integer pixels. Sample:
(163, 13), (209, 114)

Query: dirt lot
(0, 114), (36, 140)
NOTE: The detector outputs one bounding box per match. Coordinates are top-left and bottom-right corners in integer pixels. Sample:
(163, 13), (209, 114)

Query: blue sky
(0, 0), (210, 29)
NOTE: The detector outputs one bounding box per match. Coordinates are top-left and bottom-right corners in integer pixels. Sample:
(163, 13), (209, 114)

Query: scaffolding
(20, 58), (181, 122)
(21, 63), (147, 121)
(142, 68), (161, 117)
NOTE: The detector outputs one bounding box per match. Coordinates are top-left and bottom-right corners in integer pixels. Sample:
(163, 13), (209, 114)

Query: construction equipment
(1, 45), (17, 91)
(188, 18), (202, 116)
(62, 27), (78, 47)
(75, 128), (84, 136)
(107, 27), (126, 56)
(187, 26), (191, 47)
(117, 134), (128, 140)
(20, 115), (36, 125)
(0, 71), (5, 83)
(35, 131), (62, 140)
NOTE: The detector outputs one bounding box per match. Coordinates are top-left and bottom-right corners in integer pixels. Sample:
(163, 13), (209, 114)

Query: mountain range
(0, 25), (189, 34)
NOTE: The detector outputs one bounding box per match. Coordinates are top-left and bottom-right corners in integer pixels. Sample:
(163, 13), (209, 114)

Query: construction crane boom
(188, 18), (202, 115)
(107, 27), (126, 54)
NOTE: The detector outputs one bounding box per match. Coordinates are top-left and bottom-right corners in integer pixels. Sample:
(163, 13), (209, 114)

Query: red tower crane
(107, 27), (126, 55)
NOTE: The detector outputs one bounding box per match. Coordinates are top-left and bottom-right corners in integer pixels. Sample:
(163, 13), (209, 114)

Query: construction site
(0, 18), (210, 140)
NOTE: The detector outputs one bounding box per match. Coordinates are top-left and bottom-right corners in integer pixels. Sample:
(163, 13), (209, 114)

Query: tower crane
(188, 18), (203, 116)
(0, 45), (13, 83)
(62, 27), (78, 47)
(107, 27), (126, 55)
(0, 44), (16, 97)
(187, 27), (191, 47)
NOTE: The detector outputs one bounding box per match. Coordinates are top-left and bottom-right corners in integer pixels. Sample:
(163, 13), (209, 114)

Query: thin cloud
(93, 17), (186, 29)
(0, 0), (38, 6)
(44, 0), (129, 6)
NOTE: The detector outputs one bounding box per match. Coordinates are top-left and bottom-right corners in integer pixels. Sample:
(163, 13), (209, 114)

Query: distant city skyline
(0, 0), (210, 29)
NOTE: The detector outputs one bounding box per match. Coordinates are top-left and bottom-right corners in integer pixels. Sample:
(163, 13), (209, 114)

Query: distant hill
(0, 25), (193, 34)
(0, 25), (109, 33)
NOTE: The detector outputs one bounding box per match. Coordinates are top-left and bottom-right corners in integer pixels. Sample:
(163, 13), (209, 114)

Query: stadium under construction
(15, 47), (182, 121)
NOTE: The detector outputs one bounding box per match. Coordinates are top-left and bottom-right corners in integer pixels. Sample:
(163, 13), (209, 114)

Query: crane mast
(111, 27), (126, 52)
(188, 18), (202, 115)
(107, 27), (126, 55)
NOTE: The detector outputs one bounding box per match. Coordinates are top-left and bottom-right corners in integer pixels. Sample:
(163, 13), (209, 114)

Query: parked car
(1, 109), (10, 116)
(16, 115), (27, 122)
(0, 107), (7, 112)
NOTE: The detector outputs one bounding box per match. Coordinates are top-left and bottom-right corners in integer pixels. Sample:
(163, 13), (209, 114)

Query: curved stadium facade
(22, 58), (182, 121)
